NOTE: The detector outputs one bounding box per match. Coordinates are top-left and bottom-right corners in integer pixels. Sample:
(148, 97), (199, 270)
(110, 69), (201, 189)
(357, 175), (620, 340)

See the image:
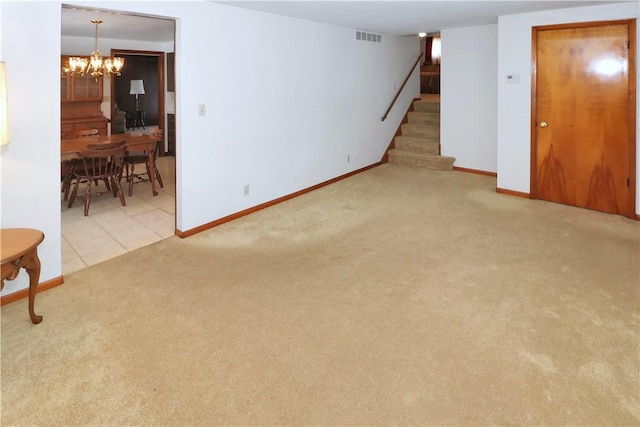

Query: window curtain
(431, 36), (441, 64)
(424, 37), (433, 65)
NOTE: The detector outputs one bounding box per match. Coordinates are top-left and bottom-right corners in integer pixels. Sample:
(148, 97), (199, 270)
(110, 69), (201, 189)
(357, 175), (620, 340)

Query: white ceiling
(213, 0), (632, 36)
(61, 5), (176, 42)
(61, 1), (632, 41)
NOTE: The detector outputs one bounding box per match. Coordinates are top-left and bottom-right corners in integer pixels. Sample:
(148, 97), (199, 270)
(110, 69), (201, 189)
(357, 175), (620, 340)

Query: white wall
(0, 2), (61, 295)
(167, 2), (418, 231)
(441, 24), (498, 173)
(497, 2), (640, 214)
(0, 1), (418, 295)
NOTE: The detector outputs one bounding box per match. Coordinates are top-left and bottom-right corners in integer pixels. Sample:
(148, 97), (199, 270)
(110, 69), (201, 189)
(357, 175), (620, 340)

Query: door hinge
(627, 178), (630, 187)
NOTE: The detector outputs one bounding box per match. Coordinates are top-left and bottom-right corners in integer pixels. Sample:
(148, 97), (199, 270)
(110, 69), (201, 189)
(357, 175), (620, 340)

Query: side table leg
(24, 253), (43, 324)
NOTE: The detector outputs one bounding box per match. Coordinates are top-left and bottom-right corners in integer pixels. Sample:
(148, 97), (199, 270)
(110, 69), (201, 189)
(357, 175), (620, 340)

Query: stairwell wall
(440, 24), (498, 173)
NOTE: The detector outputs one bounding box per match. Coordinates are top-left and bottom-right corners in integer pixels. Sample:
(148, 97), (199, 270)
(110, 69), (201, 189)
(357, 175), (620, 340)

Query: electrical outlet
(198, 104), (206, 116)
(347, 154), (350, 163)
(243, 184), (250, 196)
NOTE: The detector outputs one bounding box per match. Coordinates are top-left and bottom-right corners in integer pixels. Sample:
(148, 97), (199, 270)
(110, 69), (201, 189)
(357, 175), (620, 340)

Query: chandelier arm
(66, 19), (124, 81)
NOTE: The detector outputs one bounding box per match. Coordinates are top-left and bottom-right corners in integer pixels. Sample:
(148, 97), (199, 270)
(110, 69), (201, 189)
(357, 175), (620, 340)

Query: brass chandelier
(66, 19), (124, 80)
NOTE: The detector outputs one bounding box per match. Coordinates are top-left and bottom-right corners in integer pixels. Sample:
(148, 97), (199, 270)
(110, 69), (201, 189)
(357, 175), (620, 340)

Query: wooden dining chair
(67, 141), (127, 216)
(123, 128), (164, 196)
(61, 128), (100, 199)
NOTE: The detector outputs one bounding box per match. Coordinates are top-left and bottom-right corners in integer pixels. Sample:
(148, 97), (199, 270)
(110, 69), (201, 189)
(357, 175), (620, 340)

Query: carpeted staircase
(387, 99), (455, 170)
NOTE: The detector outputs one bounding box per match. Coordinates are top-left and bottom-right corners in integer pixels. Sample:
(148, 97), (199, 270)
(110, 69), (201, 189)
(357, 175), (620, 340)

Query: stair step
(413, 101), (440, 113)
(394, 136), (439, 154)
(407, 111), (440, 125)
(387, 149), (455, 171)
(401, 123), (440, 139)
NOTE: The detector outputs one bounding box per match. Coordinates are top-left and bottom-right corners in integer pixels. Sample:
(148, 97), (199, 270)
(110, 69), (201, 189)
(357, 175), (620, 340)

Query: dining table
(61, 133), (162, 196)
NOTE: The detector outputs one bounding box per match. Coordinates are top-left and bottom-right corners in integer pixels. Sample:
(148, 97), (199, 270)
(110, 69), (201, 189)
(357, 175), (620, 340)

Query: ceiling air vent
(355, 30), (382, 43)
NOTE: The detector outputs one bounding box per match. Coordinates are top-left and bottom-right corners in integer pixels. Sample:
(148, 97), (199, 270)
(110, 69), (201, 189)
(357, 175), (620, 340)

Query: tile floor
(61, 155), (176, 275)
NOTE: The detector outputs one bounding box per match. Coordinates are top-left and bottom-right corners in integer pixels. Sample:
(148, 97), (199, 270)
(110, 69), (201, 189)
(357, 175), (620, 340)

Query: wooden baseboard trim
(176, 162), (382, 238)
(453, 166), (497, 177)
(1, 276), (64, 306)
(496, 187), (530, 199)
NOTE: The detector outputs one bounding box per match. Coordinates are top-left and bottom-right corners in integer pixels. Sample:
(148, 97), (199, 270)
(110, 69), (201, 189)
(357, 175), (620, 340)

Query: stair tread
(394, 136), (439, 153)
(394, 135), (439, 142)
(403, 123), (439, 128)
(388, 149), (454, 161)
(413, 101), (440, 113)
(408, 111), (439, 116)
(401, 123), (440, 138)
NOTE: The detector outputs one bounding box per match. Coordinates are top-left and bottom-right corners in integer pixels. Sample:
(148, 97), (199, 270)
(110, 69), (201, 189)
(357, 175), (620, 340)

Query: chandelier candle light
(67, 19), (124, 81)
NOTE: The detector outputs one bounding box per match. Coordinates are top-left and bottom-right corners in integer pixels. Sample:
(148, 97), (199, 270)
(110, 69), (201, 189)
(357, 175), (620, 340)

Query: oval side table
(1, 228), (45, 324)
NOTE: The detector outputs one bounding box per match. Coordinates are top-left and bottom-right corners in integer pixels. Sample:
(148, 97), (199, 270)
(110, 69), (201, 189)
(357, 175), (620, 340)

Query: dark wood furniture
(61, 133), (162, 196)
(64, 128), (99, 139)
(67, 141), (127, 216)
(61, 129), (100, 199)
(61, 55), (108, 137)
(1, 228), (45, 324)
(167, 52), (175, 92)
(124, 129), (164, 196)
(167, 113), (176, 156)
(61, 116), (108, 138)
(167, 52), (175, 156)
(126, 110), (146, 130)
(61, 57), (103, 102)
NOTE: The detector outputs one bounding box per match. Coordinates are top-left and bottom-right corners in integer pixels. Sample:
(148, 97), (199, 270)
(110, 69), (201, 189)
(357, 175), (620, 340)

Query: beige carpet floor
(2, 164), (639, 426)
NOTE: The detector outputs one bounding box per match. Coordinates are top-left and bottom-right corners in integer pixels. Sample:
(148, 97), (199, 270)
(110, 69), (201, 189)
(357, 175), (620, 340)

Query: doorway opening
(61, 6), (177, 275)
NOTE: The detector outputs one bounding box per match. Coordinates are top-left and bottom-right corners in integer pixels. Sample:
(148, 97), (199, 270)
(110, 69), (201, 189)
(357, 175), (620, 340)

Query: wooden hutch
(61, 55), (108, 136)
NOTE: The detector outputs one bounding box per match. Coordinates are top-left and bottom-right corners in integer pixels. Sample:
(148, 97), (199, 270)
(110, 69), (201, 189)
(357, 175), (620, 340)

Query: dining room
(60, 7), (176, 275)
(60, 132), (175, 275)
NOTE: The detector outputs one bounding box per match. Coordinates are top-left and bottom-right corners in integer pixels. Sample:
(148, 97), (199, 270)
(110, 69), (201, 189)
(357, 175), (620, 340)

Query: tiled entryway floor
(61, 156), (176, 275)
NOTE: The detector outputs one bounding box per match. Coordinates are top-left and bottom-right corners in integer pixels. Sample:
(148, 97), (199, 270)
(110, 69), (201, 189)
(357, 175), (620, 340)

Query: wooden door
(532, 21), (636, 217)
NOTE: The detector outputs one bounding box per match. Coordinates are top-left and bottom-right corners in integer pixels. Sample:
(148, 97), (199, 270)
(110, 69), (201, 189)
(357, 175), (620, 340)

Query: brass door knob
(539, 121), (548, 128)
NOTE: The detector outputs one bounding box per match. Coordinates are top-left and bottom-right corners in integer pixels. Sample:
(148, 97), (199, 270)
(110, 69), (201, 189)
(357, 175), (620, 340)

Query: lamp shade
(129, 79), (145, 95)
(0, 62), (8, 146)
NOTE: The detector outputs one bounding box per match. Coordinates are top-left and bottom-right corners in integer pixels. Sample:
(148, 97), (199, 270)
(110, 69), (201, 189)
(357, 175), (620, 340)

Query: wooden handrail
(381, 53), (423, 121)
